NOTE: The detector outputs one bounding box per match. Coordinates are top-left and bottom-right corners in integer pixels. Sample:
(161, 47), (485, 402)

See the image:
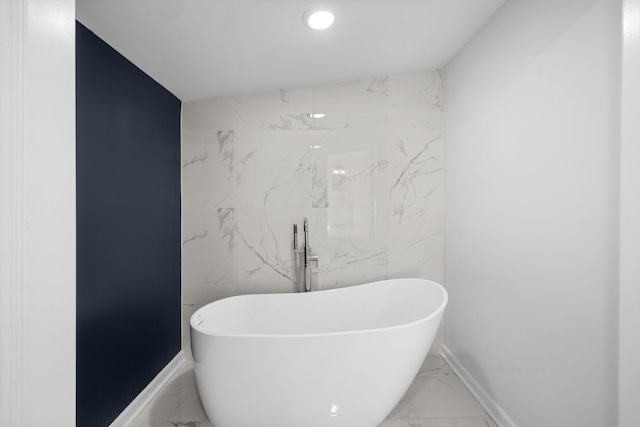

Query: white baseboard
(109, 351), (185, 427)
(441, 345), (518, 427)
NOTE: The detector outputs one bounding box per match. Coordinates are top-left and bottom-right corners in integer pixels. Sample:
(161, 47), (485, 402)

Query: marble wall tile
(235, 131), (316, 208)
(388, 131), (444, 210)
(181, 303), (203, 361)
(182, 129), (234, 207)
(182, 283), (236, 305)
(181, 69), (444, 314)
(310, 130), (390, 209)
(311, 208), (389, 290)
(182, 96), (235, 130)
(235, 87), (312, 130)
(388, 199), (443, 283)
(182, 207), (234, 284)
(390, 70), (444, 130)
(234, 207), (310, 291)
(312, 76), (390, 130)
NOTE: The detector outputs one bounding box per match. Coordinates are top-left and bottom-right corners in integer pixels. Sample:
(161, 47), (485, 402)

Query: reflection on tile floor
(130, 356), (496, 427)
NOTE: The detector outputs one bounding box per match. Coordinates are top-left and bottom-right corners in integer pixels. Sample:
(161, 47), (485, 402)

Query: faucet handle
(307, 254), (319, 267)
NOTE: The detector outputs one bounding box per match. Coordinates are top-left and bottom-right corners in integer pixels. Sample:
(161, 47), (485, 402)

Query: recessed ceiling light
(310, 113), (326, 118)
(303, 8), (335, 30)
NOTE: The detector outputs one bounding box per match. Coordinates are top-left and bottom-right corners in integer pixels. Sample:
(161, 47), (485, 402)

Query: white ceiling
(76, 0), (506, 101)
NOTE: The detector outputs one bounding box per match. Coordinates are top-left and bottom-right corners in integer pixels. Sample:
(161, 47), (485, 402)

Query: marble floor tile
(132, 356), (494, 427)
(134, 363), (207, 424)
(385, 394), (418, 420)
(416, 355), (455, 377)
(379, 419), (422, 427)
(406, 368), (488, 419)
(130, 422), (213, 427)
(419, 418), (497, 427)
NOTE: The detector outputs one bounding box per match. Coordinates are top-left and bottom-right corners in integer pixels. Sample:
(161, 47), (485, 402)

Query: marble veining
(311, 162), (329, 208)
(182, 130), (234, 208)
(311, 207), (390, 289)
(390, 132), (443, 208)
(390, 70), (444, 131)
(182, 208), (234, 285)
(183, 152), (207, 167)
(233, 207), (302, 288)
(366, 76), (390, 96)
(181, 69), (444, 329)
(311, 76), (391, 130)
(235, 222), (293, 283)
(234, 87), (312, 131)
(234, 131), (315, 207)
(130, 356), (497, 427)
(266, 113), (313, 130)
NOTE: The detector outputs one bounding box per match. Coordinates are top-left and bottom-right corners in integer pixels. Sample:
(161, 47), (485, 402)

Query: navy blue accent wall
(76, 22), (181, 427)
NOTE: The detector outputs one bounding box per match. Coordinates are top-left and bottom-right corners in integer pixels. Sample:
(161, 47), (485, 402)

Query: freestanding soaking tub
(190, 278), (448, 427)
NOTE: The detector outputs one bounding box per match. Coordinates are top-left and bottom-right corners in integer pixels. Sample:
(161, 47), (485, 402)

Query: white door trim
(0, 1), (27, 424)
(0, 1), (76, 425)
(619, 0), (640, 425)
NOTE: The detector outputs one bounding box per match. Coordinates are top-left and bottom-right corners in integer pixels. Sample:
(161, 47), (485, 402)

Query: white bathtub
(190, 278), (448, 427)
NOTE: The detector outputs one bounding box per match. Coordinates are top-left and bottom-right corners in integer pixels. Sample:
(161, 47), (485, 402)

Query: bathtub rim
(190, 278), (448, 339)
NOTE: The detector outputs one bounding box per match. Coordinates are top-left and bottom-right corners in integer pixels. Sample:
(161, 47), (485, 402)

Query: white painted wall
(619, 0), (640, 425)
(0, 0), (76, 425)
(443, 1), (620, 426)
